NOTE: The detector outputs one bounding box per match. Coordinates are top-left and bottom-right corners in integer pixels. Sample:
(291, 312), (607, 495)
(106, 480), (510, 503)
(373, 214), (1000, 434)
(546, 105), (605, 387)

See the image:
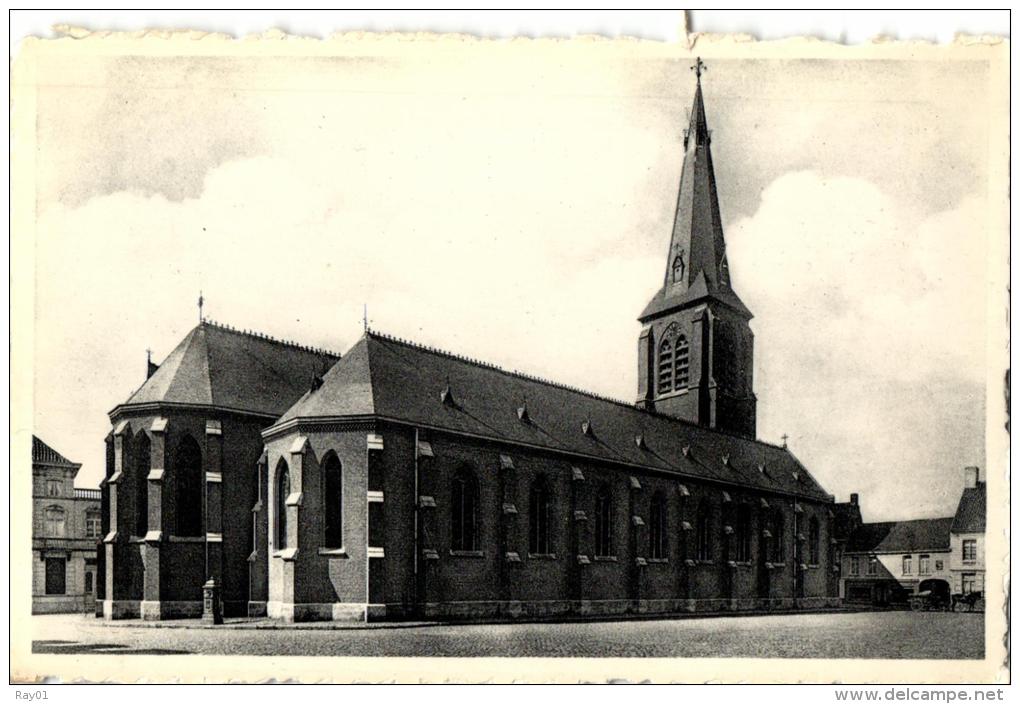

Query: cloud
(726, 171), (987, 519)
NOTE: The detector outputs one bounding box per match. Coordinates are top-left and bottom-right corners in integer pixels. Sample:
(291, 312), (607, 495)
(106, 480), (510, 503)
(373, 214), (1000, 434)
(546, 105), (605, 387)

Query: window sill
(656, 388), (689, 400)
(646, 558), (669, 564)
(449, 550), (485, 558)
(731, 560), (753, 567)
(528, 553), (557, 560)
(318, 548), (348, 558)
(593, 555), (618, 562)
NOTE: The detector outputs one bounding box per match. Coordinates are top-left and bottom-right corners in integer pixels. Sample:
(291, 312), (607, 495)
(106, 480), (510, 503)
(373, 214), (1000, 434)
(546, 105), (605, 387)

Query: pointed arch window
(771, 510), (786, 563)
(322, 453), (343, 549)
(451, 467), (479, 552)
(594, 485), (613, 557)
(648, 491), (667, 560)
(809, 516), (820, 565)
(658, 337), (674, 394)
(674, 335), (690, 389)
(672, 250), (686, 282)
(695, 500), (712, 561)
(173, 435), (203, 537)
(529, 475), (552, 555)
(735, 504), (752, 562)
(275, 460), (290, 550)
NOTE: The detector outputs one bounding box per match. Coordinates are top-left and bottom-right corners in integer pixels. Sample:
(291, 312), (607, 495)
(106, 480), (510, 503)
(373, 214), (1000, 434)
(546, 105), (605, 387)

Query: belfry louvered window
(658, 338), (674, 394)
(674, 335), (690, 388)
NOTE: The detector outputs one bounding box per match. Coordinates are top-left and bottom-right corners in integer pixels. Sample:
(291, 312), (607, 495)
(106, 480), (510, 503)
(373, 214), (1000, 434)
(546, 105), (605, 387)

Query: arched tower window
(674, 335), (690, 389)
(45, 505), (66, 538)
(451, 466), (478, 552)
(173, 435), (203, 537)
(658, 337), (674, 394)
(275, 460), (290, 550)
(735, 504), (752, 562)
(594, 485), (613, 557)
(322, 453), (343, 549)
(648, 491), (667, 560)
(809, 516), (820, 565)
(529, 475), (552, 555)
(695, 500), (712, 561)
(133, 432), (151, 537)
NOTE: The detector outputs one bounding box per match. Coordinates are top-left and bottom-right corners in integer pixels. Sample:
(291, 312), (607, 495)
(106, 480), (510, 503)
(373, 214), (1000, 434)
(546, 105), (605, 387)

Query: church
(99, 62), (843, 622)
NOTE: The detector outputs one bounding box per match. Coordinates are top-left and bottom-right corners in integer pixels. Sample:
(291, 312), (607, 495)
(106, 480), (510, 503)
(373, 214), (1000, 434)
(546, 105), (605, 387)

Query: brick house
(100, 62), (846, 622)
(32, 436), (101, 613)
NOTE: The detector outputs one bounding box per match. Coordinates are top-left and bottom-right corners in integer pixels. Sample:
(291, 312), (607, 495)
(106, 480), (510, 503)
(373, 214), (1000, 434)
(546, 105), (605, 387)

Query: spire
(640, 57), (749, 322)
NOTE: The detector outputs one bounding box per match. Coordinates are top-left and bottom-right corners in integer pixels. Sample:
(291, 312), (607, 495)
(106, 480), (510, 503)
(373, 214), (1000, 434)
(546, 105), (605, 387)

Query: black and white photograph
(10, 10), (1009, 687)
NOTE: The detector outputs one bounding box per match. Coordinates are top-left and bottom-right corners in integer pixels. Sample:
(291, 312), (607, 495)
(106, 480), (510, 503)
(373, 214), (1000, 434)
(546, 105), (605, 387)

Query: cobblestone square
(31, 611), (984, 659)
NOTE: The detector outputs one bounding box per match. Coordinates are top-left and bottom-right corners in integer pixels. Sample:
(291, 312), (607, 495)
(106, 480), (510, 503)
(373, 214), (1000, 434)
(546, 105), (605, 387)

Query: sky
(27, 44), (998, 521)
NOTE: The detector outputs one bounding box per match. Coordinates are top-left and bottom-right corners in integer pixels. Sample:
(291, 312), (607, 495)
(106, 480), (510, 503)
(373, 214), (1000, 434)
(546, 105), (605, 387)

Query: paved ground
(31, 611), (984, 659)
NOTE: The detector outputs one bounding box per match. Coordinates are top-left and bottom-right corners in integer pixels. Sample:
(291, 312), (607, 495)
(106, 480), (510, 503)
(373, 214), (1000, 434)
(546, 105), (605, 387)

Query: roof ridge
(202, 318), (341, 358)
(364, 327), (791, 450)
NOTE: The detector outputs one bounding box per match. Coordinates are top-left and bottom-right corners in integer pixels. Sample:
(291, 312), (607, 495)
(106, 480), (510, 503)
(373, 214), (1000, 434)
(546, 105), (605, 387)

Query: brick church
(99, 62), (843, 622)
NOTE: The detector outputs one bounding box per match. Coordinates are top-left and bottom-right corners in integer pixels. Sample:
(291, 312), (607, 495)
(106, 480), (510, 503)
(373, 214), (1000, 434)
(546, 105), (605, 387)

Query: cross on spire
(781, 433), (789, 448)
(691, 56), (706, 83)
(198, 290), (204, 322)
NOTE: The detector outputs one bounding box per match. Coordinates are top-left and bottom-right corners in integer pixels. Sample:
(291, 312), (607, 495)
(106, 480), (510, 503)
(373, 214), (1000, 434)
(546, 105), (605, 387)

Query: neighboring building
(101, 61), (844, 622)
(841, 515), (954, 606)
(32, 436), (101, 613)
(841, 467), (986, 607)
(949, 466), (985, 599)
(831, 493), (863, 599)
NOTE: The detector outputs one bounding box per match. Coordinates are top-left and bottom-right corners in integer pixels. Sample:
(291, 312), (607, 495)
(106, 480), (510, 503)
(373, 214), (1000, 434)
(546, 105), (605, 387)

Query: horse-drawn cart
(951, 591), (984, 612)
(908, 589), (950, 611)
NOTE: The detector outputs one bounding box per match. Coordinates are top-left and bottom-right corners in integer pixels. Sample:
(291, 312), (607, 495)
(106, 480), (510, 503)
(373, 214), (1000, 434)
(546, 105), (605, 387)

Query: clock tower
(636, 58), (757, 438)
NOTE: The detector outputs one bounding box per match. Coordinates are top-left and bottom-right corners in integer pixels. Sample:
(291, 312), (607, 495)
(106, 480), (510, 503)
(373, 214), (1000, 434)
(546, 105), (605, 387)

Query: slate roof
(845, 517), (954, 554)
(116, 321), (340, 418)
(640, 77), (751, 322)
(951, 483), (986, 534)
(831, 501), (862, 542)
(274, 331), (832, 502)
(32, 435), (78, 467)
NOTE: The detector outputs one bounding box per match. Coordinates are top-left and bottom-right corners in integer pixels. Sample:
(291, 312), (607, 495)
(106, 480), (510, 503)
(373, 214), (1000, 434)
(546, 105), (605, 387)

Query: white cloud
(726, 171), (987, 519)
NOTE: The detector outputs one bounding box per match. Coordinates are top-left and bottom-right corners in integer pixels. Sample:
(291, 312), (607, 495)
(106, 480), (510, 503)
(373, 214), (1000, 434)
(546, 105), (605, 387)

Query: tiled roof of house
(32, 435), (78, 467)
(274, 331), (832, 502)
(951, 482), (986, 534)
(831, 501), (862, 542)
(845, 517), (954, 554)
(116, 320), (340, 418)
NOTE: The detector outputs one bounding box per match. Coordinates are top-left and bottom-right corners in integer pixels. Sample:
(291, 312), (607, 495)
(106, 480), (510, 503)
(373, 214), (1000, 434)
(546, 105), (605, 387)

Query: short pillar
(202, 578), (223, 624)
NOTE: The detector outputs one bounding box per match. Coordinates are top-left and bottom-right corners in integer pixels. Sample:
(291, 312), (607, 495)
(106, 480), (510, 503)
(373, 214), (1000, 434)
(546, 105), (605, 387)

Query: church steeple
(636, 58), (757, 438)
(643, 56), (746, 319)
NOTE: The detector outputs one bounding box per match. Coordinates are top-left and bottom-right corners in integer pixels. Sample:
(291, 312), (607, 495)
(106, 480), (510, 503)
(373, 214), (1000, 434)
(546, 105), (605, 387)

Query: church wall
(419, 434), (503, 605)
(372, 424), (418, 615)
(264, 429), (371, 621)
(102, 408), (266, 619)
(218, 415), (267, 615)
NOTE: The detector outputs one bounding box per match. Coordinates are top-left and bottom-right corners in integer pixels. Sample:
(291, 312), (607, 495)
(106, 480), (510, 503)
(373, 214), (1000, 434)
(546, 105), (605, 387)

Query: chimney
(964, 466), (980, 489)
(850, 493), (859, 506)
(146, 349), (159, 379)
